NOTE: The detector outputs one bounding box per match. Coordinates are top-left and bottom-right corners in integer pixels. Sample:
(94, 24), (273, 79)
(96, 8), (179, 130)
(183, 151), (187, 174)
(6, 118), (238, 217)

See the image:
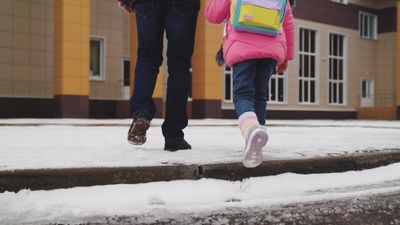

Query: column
(191, 5), (223, 119)
(54, 0), (90, 118)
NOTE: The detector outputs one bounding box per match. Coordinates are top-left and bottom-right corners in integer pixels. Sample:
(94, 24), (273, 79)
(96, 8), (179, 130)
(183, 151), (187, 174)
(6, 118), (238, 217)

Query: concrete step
(1, 149), (400, 193)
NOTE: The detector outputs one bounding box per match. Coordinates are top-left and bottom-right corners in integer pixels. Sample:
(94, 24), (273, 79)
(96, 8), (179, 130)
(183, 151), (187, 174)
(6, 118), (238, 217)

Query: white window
(329, 33), (346, 105)
(359, 12), (378, 40)
(223, 65), (233, 102)
(361, 79), (374, 107)
(330, 0), (348, 4)
(188, 68), (193, 101)
(299, 28), (318, 104)
(268, 72), (287, 104)
(122, 59), (130, 99)
(90, 37), (105, 81)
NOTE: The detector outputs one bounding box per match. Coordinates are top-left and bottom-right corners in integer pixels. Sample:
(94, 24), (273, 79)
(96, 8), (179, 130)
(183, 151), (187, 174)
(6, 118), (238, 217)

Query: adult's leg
(130, 1), (165, 120)
(162, 0), (199, 140)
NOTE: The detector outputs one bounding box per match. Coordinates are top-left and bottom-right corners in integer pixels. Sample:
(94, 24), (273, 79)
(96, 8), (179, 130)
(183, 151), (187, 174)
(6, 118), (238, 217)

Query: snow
(0, 119), (399, 171)
(1, 163), (400, 224)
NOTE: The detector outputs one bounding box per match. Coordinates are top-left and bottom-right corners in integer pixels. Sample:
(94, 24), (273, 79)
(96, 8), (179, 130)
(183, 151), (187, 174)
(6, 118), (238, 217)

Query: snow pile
(1, 163), (400, 224)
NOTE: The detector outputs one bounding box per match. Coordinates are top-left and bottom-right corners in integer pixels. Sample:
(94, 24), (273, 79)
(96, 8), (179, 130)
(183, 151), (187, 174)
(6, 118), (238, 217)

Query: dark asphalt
(73, 191), (400, 225)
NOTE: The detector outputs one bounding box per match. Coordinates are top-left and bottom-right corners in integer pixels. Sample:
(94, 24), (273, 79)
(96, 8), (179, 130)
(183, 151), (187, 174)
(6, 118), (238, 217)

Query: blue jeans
(130, 0), (199, 140)
(233, 58), (277, 125)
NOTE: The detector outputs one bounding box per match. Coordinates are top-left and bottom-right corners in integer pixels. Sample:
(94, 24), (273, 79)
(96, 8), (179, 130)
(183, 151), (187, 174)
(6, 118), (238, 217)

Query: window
(359, 12), (378, 40)
(223, 65), (233, 102)
(361, 79), (374, 107)
(122, 59), (131, 99)
(268, 72), (287, 103)
(123, 59), (130, 87)
(299, 28), (318, 104)
(329, 33), (346, 105)
(330, 0), (347, 4)
(90, 37), (105, 80)
(223, 66), (287, 104)
(188, 68), (193, 100)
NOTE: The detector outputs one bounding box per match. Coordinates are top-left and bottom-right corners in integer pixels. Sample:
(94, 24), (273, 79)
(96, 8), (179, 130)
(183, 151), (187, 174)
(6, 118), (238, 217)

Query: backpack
(230, 0), (288, 36)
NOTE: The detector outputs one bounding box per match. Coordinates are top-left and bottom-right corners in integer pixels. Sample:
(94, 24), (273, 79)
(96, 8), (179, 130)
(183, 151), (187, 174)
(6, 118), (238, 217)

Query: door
(361, 79), (374, 107)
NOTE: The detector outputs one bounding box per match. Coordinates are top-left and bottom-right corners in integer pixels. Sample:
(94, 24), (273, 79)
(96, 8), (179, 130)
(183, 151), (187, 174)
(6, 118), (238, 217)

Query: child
(205, 0), (295, 168)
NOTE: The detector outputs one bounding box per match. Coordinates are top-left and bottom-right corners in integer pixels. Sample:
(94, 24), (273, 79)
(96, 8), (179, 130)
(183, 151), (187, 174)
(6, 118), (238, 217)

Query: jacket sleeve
(283, 2), (295, 61)
(204, 0), (231, 24)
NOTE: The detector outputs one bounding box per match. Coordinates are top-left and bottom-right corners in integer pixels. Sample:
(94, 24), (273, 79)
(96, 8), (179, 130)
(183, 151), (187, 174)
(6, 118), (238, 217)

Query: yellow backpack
(230, 0), (287, 36)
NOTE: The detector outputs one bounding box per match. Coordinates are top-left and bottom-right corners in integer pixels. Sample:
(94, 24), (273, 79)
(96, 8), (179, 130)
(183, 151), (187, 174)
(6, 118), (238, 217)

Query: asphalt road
(50, 190), (400, 225)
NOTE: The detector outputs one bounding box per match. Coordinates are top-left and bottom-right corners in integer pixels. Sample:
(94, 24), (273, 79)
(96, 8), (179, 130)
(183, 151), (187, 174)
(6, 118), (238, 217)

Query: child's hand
(277, 60), (288, 74)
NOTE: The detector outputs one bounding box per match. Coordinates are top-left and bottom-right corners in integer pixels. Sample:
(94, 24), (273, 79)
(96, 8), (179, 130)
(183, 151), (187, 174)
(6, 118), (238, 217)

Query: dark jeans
(233, 58), (277, 125)
(130, 0), (199, 141)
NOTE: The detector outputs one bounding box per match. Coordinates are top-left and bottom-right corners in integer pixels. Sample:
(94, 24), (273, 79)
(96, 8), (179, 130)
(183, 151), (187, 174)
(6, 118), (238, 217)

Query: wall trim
(192, 100), (222, 119)
(293, 1), (397, 34)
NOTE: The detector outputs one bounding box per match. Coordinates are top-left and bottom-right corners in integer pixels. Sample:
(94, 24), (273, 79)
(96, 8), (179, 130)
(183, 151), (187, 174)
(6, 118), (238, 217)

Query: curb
(1, 149), (399, 193)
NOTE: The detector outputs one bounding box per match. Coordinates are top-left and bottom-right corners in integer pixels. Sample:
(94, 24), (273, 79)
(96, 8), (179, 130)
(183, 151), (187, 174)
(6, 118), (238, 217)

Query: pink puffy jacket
(205, 0), (295, 67)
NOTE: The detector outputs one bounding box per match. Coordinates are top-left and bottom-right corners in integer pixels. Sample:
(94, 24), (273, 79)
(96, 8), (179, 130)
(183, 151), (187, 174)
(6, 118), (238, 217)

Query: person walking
(205, 0), (295, 167)
(118, 0), (200, 151)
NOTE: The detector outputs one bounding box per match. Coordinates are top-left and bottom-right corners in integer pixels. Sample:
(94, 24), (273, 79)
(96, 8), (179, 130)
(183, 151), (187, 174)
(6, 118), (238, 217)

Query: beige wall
(122, 14), (131, 58)
(0, 0), (53, 98)
(376, 32), (397, 107)
(89, 0), (130, 100)
(0, 0), (131, 100)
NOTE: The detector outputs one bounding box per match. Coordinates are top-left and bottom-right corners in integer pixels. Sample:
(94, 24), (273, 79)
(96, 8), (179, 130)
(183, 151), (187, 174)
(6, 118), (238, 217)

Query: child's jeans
(233, 58), (277, 125)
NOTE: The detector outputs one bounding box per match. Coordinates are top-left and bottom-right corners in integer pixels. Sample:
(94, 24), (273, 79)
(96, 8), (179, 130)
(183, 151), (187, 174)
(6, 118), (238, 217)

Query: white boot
(242, 125), (268, 168)
(238, 112), (268, 168)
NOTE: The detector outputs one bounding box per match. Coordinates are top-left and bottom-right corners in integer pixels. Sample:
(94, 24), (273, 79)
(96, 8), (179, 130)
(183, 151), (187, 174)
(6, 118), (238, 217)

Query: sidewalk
(1, 119), (400, 192)
(1, 163), (400, 225)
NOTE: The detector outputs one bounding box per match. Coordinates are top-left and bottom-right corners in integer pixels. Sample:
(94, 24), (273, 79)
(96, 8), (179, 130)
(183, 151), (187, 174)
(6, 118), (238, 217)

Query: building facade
(0, 0), (399, 120)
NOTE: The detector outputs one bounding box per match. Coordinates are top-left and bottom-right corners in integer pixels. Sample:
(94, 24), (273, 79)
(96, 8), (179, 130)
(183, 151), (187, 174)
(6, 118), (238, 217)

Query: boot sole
(242, 129), (268, 168)
(127, 119), (150, 145)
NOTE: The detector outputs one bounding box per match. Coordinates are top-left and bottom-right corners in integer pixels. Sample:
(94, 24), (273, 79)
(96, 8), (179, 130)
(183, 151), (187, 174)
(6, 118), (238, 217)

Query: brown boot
(127, 114), (151, 145)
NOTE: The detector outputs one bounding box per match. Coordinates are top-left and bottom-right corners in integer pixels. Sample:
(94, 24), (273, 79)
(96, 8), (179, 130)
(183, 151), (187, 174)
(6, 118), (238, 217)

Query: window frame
(330, 0), (348, 5)
(360, 78), (374, 107)
(223, 64), (234, 103)
(328, 32), (347, 106)
(90, 36), (106, 81)
(298, 27), (320, 105)
(122, 58), (130, 87)
(188, 67), (193, 101)
(268, 71), (288, 105)
(358, 11), (378, 40)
